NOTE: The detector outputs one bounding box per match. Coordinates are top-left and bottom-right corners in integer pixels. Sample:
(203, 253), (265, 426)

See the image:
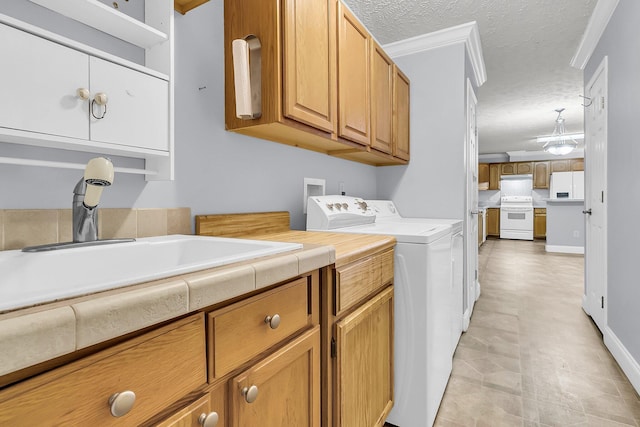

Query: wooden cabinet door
(230, 326), (320, 427)
(0, 23), (89, 140)
(533, 161), (550, 189)
(534, 208), (547, 239)
(478, 164), (489, 184)
(500, 163), (516, 175)
(335, 286), (393, 427)
(551, 159), (571, 172)
(90, 57), (169, 151)
(487, 208), (500, 236)
(283, 0), (336, 133)
(478, 213), (484, 246)
(516, 162), (534, 174)
(571, 158), (584, 171)
(370, 41), (394, 154)
(156, 381), (225, 427)
(393, 67), (410, 160)
(337, 2), (370, 145)
(489, 164), (500, 190)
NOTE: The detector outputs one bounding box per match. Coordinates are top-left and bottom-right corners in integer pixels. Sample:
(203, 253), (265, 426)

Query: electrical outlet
(573, 230), (579, 238)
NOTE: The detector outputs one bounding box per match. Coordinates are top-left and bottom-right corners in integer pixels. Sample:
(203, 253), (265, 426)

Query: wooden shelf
(29, 0), (168, 49)
(174, 0), (210, 14)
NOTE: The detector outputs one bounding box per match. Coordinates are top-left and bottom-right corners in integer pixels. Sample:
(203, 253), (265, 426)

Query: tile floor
(434, 238), (640, 426)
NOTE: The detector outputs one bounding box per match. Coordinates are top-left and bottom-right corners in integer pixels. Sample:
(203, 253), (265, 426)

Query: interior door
(584, 56), (608, 332)
(465, 79), (479, 328)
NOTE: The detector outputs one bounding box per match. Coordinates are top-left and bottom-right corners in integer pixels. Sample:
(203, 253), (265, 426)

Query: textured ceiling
(342, 0), (597, 155)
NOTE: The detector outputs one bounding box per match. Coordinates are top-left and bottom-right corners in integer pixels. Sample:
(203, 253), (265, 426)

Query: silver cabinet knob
(108, 390), (136, 417)
(582, 209), (592, 215)
(241, 385), (259, 403)
(264, 314), (280, 329)
(77, 88), (90, 100)
(198, 411), (219, 427)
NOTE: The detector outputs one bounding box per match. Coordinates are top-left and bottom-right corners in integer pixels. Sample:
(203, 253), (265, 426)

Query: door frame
(583, 55), (608, 331)
(463, 78), (479, 331)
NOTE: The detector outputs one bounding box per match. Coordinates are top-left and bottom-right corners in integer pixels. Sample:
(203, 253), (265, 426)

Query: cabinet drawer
(336, 249), (393, 315)
(208, 277), (312, 380)
(0, 314), (206, 426)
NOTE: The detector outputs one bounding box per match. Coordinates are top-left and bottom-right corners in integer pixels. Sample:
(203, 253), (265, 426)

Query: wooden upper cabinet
(500, 163), (516, 175)
(489, 164), (500, 190)
(516, 162), (533, 174)
(337, 2), (371, 146)
(551, 159), (571, 172)
(533, 161), (550, 189)
(393, 66), (410, 161)
(478, 163), (489, 183)
(370, 41), (394, 154)
(571, 158), (584, 171)
(283, 0), (336, 133)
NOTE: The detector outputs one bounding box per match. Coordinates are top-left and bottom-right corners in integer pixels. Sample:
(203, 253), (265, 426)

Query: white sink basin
(0, 235), (302, 312)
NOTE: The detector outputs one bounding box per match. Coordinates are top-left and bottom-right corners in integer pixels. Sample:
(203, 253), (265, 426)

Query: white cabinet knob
(108, 390), (136, 417)
(264, 314), (281, 329)
(198, 411), (219, 427)
(77, 88), (90, 100)
(241, 385), (259, 403)
(94, 92), (108, 106)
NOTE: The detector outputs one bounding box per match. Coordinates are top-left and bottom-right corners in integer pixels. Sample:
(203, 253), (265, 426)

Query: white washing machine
(307, 195), (454, 427)
(365, 200), (466, 351)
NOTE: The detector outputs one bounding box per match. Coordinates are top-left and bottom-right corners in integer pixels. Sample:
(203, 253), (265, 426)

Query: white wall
(376, 44), (467, 220)
(0, 1), (379, 231)
(584, 0), (640, 367)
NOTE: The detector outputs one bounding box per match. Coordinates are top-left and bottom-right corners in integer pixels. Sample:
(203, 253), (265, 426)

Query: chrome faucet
(72, 157), (114, 242)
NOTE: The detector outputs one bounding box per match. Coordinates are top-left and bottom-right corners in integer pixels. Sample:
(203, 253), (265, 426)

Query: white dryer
(307, 195), (454, 427)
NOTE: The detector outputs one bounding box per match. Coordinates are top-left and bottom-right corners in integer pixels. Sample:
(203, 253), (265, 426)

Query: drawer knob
(241, 385), (259, 403)
(198, 411), (219, 427)
(77, 88), (90, 100)
(264, 314), (281, 329)
(108, 390), (136, 417)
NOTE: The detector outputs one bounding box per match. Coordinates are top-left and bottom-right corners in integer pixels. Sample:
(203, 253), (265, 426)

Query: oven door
(500, 207), (533, 231)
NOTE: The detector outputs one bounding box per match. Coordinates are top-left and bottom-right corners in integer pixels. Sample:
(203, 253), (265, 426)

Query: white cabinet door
(89, 57), (168, 152)
(0, 23), (89, 140)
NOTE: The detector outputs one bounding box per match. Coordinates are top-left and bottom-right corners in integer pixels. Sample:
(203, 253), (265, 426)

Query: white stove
(500, 196), (534, 240)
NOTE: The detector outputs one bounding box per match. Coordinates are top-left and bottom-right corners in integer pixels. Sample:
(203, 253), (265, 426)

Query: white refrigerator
(550, 171), (584, 199)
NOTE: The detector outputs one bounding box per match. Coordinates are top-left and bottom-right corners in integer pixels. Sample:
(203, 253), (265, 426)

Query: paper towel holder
(232, 34), (262, 120)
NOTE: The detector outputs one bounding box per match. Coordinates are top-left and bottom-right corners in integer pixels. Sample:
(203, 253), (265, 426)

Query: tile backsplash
(0, 208), (191, 251)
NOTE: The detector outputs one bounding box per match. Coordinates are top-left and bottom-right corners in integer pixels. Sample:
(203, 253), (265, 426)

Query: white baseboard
(582, 294), (590, 315)
(604, 327), (640, 395)
(545, 245), (585, 254)
(463, 309), (471, 331)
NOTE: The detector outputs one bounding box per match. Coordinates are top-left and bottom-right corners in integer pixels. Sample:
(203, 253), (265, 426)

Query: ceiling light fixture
(539, 108), (578, 155)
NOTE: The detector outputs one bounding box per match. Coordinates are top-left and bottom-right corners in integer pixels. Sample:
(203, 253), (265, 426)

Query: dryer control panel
(306, 195), (376, 230)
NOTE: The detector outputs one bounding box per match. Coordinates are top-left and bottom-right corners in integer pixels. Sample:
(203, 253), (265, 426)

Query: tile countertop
(0, 232), (395, 382)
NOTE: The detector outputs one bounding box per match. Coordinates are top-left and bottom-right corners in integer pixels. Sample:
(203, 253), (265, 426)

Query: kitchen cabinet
(487, 208), (500, 236)
(534, 208), (547, 239)
(155, 385), (225, 427)
(516, 162), (534, 174)
(551, 159), (571, 172)
(338, 1), (371, 146)
(0, 22), (169, 154)
(478, 211), (484, 246)
(479, 163), (490, 184)
(501, 163), (516, 175)
(534, 161), (550, 189)
(489, 163), (501, 190)
(571, 158), (584, 171)
(224, 0), (408, 166)
(174, 0), (210, 14)
(393, 67), (411, 160)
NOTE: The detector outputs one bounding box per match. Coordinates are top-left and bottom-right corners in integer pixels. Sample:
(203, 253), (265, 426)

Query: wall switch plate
(303, 178), (325, 214)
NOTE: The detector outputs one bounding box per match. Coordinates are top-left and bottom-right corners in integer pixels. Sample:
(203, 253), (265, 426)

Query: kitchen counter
(0, 240), (336, 381)
(545, 198), (585, 204)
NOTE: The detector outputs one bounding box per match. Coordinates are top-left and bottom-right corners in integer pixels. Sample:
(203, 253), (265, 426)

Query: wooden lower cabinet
(534, 208), (547, 239)
(156, 383), (226, 427)
(335, 287), (393, 427)
(230, 326), (320, 427)
(487, 208), (500, 236)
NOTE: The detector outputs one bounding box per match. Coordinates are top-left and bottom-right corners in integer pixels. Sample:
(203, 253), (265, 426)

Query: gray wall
(376, 44), (467, 220)
(0, 1), (379, 231)
(545, 202), (585, 248)
(584, 0), (640, 364)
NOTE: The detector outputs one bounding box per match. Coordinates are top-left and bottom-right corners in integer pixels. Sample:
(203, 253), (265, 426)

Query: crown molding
(383, 21), (487, 87)
(571, 0), (620, 70)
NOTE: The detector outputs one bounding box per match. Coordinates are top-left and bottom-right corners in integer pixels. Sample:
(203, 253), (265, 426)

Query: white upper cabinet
(89, 57), (169, 152)
(0, 23), (89, 140)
